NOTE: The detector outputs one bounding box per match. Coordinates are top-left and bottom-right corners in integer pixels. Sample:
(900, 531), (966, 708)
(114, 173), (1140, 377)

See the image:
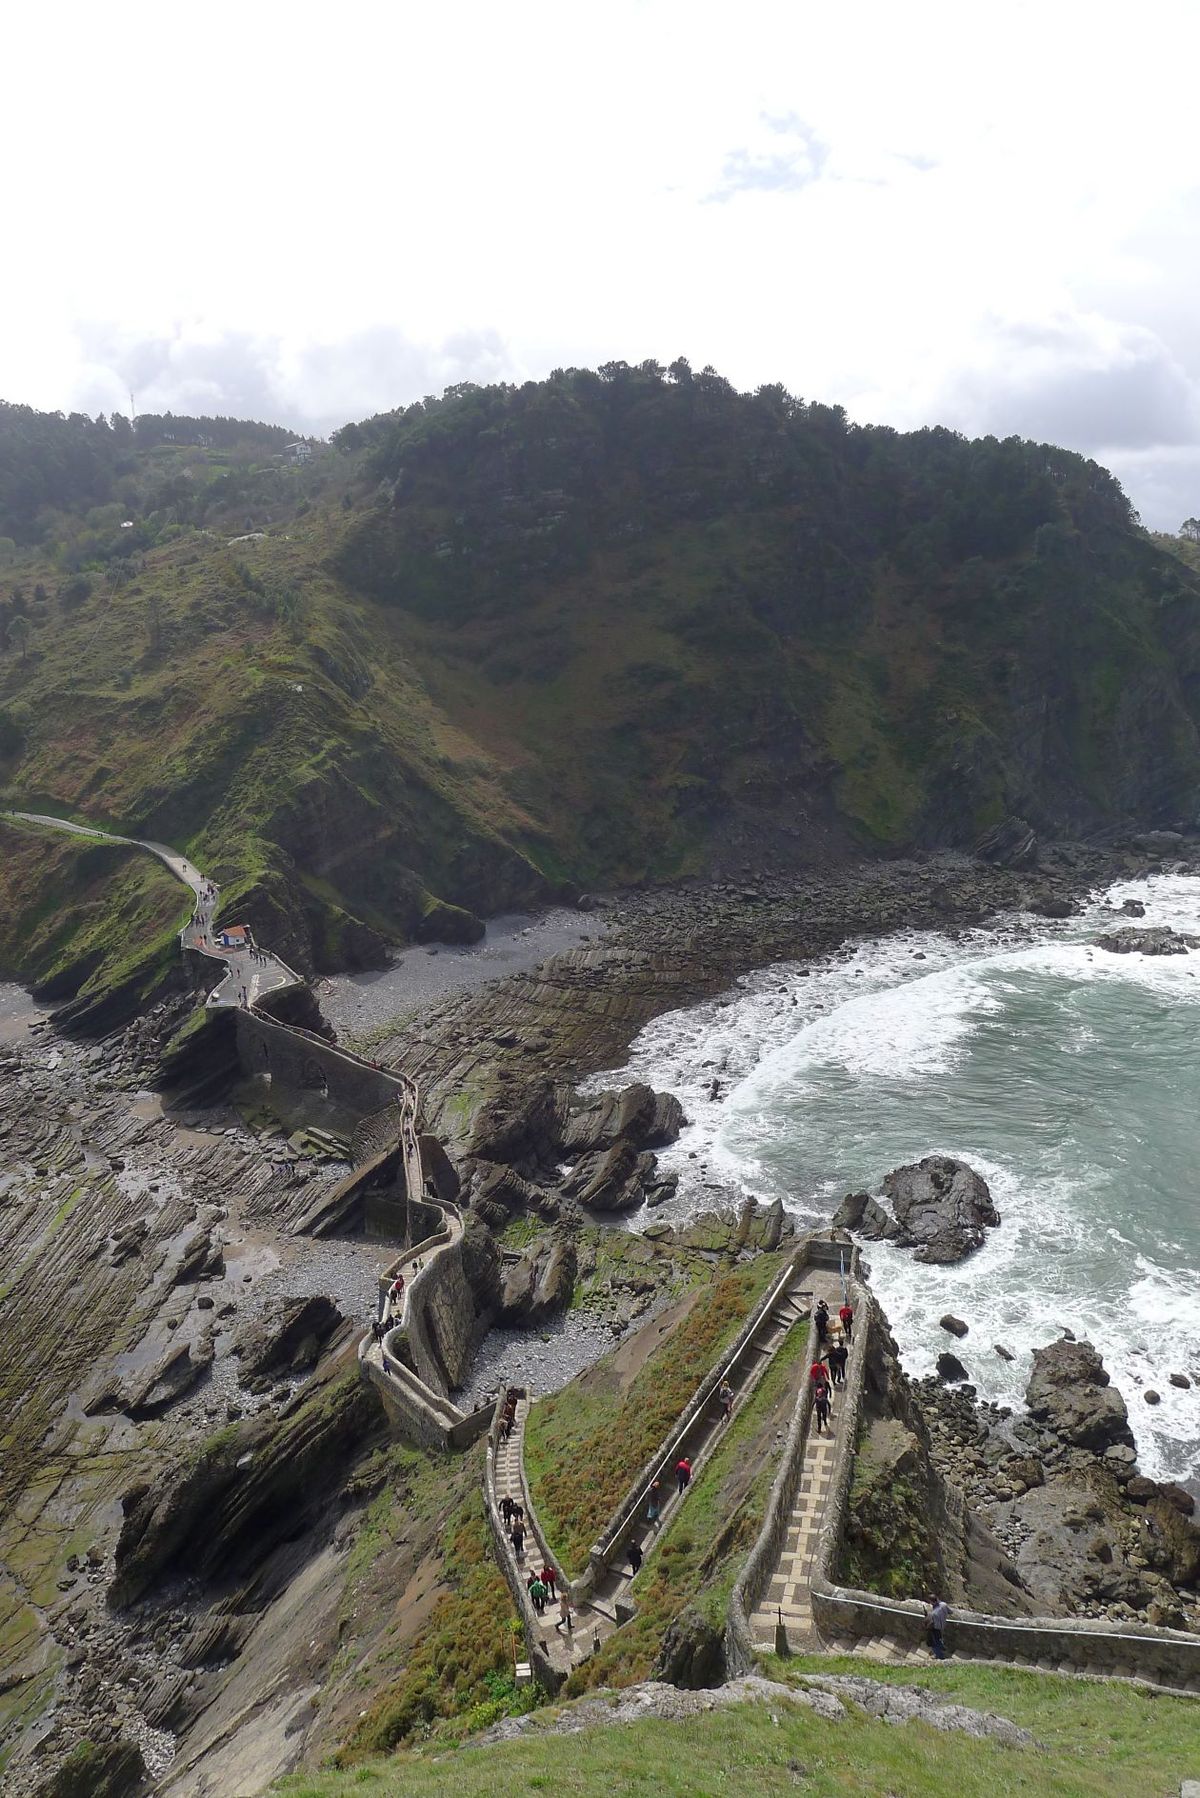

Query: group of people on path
(500, 1494), (574, 1633)
(809, 1296), (853, 1435)
(498, 1386), (520, 1443)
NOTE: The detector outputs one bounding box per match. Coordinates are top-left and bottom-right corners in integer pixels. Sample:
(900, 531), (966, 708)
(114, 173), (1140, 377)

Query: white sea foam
(590, 873), (1200, 1484)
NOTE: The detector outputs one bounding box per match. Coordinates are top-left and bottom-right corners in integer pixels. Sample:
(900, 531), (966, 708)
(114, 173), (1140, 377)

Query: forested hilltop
(2, 363), (1200, 1022)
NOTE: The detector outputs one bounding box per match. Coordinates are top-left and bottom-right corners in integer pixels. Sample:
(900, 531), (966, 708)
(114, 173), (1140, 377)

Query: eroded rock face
(561, 1082), (684, 1155)
(231, 1295), (343, 1391)
(1095, 925), (1200, 956)
(879, 1157), (999, 1264)
(562, 1140), (657, 1212)
(1025, 1339), (1134, 1453)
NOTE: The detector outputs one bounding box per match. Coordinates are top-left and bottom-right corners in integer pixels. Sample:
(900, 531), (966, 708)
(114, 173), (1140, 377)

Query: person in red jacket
(675, 1456), (692, 1495)
(810, 1357), (830, 1387)
(839, 1301), (854, 1343)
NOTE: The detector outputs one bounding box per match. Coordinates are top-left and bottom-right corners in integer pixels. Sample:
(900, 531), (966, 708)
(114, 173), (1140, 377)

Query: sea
(587, 872), (1200, 1488)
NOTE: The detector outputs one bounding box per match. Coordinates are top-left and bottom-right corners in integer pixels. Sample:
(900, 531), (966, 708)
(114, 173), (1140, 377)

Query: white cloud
(2, 0), (1199, 526)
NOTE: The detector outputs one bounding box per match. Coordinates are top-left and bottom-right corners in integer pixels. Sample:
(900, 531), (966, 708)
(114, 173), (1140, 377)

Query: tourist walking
(555, 1591), (573, 1633)
(500, 1495), (514, 1527)
(928, 1596), (949, 1659)
(511, 1519), (525, 1559)
(541, 1564), (557, 1600)
(809, 1356), (830, 1389)
(675, 1456), (692, 1496)
(718, 1379), (734, 1423)
(646, 1481), (662, 1530)
(628, 1541), (643, 1577)
(828, 1340), (848, 1387)
(813, 1378), (831, 1434)
(839, 1301), (854, 1343)
(529, 1575), (548, 1616)
(815, 1298), (830, 1345)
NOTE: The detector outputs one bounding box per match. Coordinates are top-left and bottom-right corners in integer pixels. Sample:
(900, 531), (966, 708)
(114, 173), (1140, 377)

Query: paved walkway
(748, 1273), (848, 1652)
(4, 811), (298, 1010)
(496, 1258), (818, 1675)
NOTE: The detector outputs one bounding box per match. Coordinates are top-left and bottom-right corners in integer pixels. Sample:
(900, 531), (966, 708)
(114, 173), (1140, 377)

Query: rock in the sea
(1168, 1371), (1191, 1389)
(1143, 1389), (1161, 1405)
(1095, 925), (1200, 956)
(940, 1314), (969, 1338)
(936, 1351), (969, 1383)
(1027, 891), (1077, 919)
(831, 1190), (899, 1240)
(878, 1156), (999, 1263)
(994, 1343), (1015, 1362)
(1119, 899), (1146, 917)
(1025, 1339), (1135, 1453)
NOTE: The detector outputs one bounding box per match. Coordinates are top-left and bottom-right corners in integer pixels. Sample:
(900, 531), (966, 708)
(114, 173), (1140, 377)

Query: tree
(1180, 518), (1200, 542)
(6, 613), (31, 661)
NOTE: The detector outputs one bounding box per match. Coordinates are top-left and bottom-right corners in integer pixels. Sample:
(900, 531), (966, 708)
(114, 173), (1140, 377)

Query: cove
(589, 873), (1200, 1488)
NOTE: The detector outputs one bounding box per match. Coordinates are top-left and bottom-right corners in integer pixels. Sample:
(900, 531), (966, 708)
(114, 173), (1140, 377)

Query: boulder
(1027, 891), (1077, 920)
(1119, 899), (1146, 917)
(125, 1337), (214, 1419)
(231, 1294), (343, 1391)
(994, 1343), (1015, 1362)
(561, 1082), (684, 1154)
(1131, 830), (1184, 856)
(1143, 1389), (1161, 1406)
(37, 1738), (147, 1798)
(831, 1189), (900, 1241)
(561, 1140), (654, 1212)
(1095, 925), (1200, 956)
(974, 817), (1037, 868)
(655, 1605), (725, 1688)
(878, 1156), (999, 1263)
(940, 1314), (969, 1338)
(1025, 1339), (1135, 1453)
(936, 1351), (969, 1383)
(1168, 1371), (1191, 1389)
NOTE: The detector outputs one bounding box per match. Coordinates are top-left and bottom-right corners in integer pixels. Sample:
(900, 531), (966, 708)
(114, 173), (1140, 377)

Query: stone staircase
(747, 1273), (844, 1651)
(491, 1257), (821, 1676)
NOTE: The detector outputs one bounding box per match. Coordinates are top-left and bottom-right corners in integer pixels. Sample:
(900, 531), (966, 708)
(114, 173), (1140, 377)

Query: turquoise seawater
(593, 873), (1200, 1485)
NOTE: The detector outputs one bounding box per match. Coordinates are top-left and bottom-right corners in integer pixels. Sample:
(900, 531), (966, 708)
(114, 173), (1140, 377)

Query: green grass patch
(524, 1254), (787, 1575)
(340, 1484), (524, 1759)
(272, 1655), (1200, 1797)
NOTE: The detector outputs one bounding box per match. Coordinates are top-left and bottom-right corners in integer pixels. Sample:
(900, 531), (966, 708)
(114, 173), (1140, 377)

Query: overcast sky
(5, 1), (1199, 527)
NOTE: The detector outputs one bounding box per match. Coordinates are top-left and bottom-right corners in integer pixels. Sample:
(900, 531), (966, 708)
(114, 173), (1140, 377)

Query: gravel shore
(320, 906), (610, 1040)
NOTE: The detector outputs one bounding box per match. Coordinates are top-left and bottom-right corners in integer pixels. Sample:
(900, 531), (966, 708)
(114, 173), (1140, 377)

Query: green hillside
(3, 367), (1200, 1019)
(272, 1659), (1200, 1798)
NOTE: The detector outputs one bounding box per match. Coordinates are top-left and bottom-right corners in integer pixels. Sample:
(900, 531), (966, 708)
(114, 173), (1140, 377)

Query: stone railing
(764, 1283), (1200, 1694)
(575, 1242), (812, 1598)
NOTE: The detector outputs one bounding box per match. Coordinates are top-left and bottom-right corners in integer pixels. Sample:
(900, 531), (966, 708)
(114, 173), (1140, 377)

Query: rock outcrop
(231, 1295), (344, 1392)
(1095, 925), (1200, 956)
(835, 1158), (999, 1263)
(1024, 1339), (1134, 1452)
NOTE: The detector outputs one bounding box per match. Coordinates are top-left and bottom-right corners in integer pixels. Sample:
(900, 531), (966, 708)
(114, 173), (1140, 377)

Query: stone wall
(234, 1008), (398, 1120)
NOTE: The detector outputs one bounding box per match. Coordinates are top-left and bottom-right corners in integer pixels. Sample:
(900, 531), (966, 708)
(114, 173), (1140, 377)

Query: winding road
(4, 811), (300, 1009)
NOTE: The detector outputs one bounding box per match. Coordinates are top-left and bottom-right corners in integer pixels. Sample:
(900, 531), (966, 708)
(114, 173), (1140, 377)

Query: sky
(4, 0), (1200, 528)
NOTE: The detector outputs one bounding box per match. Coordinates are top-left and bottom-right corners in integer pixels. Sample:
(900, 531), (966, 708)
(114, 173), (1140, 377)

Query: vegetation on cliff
(4, 370), (1200, 1018)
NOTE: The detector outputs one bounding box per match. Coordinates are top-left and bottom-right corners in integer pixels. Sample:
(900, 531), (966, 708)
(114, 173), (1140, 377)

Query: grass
(524, 1254), (787, 1576)
(270, 1656), (1200, 1798)
(341, 1482), (524, 1759)
(565, 1320), (811, 1693)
